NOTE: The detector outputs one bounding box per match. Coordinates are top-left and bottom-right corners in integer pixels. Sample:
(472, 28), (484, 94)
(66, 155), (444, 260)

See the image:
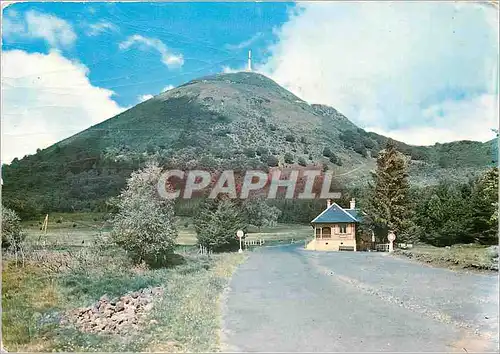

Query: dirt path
(221, 244), (499, 352)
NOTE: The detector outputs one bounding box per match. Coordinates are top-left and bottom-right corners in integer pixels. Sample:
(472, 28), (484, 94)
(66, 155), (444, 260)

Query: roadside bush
(110, 162), (178, 267)
(298, 157), (307, 166)
(2, 206), (25, 250)
(284, 153), (294, 164)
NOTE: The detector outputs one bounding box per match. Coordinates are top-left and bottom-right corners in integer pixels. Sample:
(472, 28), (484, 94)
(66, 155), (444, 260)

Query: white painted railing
(244, 239), (265, 246)
(375, 243), (390, 252)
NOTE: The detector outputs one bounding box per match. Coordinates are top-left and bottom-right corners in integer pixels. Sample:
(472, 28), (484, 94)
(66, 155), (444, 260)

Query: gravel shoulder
(221, 244), (499, 352)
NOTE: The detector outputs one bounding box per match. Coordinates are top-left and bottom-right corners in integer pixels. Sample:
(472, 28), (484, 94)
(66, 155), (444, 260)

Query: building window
(322, 227), (331, 238)
(339, 225), (347, 234)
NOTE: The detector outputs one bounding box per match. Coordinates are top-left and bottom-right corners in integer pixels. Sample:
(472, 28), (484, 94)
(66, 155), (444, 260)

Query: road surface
(221, 244), (499, 352)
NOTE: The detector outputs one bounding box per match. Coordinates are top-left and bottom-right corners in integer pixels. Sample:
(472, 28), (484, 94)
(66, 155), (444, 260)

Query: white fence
(375, 243), (413, 252)
(375, 243), (390, 252)
(198, 245), (213, 255)
(244, 239), (265, 247)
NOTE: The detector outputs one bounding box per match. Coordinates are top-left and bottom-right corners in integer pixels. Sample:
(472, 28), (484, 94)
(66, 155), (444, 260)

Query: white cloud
(222, 66), (242, 74)
(86, 21), (118, 36)
(366, 94), (498, 145)
(1, 50), (124, 164)
(138, 94), (154, 102)
(225, 32), (262, 50)
(138, 85), (174, 103)
(3, 10), (76, 49)
(119, 35), (184, 68)
(259, 2), (498, 144)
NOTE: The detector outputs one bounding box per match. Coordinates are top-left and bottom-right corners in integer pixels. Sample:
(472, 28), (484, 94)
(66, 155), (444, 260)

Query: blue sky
(2, 2), (498, 163)
(3, 2), (292, 107)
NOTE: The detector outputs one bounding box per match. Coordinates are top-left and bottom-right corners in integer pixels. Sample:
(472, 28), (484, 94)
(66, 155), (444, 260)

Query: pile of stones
(65, 286), (164, 334)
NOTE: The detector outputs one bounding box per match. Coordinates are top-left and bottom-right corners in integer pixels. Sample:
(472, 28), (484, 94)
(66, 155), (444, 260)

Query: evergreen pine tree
(470, 167), (499, 245)
(194, 196), (245, 252)
(364, 140), (413, 242)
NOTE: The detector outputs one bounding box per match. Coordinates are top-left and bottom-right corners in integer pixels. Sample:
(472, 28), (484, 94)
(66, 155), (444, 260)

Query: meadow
(3, 212), (311, 352)
(22, 213), (312, 247)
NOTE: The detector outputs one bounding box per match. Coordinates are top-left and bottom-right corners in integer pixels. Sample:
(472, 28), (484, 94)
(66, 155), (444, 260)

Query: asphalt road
(221, 244), (499, 352)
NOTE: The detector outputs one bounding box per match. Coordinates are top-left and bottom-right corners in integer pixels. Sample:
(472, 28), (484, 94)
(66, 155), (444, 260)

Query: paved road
(221, 244), (499, 352)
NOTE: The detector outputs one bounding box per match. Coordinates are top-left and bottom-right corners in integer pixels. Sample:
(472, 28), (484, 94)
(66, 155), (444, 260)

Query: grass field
(23, 213), (312, 247)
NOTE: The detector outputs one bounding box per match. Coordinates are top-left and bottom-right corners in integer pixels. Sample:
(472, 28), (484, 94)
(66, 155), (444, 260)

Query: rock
(104, 303), (115, 311)
(67, 287), (164, 335)
(143, 303), (153, 312)
(115, 301), (125, 312)
(152, 287), (163, 295)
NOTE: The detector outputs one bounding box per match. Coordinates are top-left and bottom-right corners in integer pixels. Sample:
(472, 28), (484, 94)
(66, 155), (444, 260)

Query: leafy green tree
(364, 140), (413, 242)
(1, 205), (25, 250)
(110, 162), (177, 267)
(298, 157), (307, 166)
(194, 197), (245, 252)
(243, 198), (282, 230)
(284, 152), (294, 164)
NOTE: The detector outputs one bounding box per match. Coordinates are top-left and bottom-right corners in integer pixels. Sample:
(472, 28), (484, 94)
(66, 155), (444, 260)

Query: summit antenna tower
(247, 50), (252, 72)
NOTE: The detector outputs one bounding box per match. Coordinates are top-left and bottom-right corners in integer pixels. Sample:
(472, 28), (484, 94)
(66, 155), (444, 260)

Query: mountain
(1, 72), (493, 217)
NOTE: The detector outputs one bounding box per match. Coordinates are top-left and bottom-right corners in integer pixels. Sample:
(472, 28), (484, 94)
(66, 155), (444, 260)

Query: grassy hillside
(2, 72), (492, 217)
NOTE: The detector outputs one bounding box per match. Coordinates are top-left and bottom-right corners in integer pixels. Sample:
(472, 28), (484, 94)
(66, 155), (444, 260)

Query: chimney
(327, 199), (332, 209)
(350, 198), (356, 209)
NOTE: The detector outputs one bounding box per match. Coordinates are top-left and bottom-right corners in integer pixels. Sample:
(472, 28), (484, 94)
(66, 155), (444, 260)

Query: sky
(2, 1), (498, 163)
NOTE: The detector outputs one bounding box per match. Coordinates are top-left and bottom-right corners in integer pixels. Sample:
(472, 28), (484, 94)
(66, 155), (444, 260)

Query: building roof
(311, 203), (362, 224)
(344, 208), (362, 221)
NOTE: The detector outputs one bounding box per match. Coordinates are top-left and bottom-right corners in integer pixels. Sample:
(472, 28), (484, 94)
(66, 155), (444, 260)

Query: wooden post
(42, 214), (49, 234)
